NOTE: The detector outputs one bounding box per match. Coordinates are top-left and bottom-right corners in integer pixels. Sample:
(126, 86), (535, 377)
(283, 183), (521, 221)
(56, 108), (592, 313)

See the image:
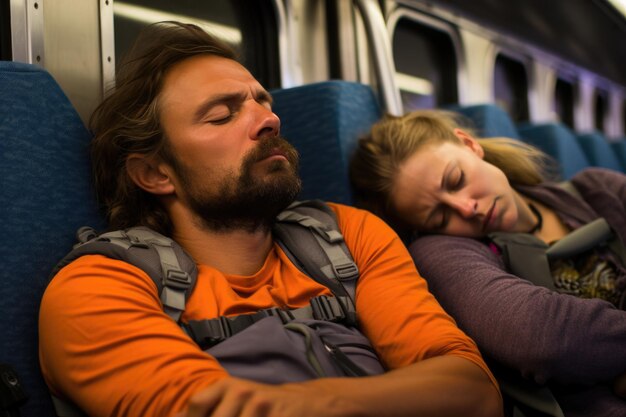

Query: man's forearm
(299, 355), (502, 417)
(176, 356), (502, 417)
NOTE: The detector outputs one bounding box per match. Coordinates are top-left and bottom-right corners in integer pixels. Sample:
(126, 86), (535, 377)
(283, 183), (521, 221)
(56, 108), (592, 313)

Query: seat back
(0, 61), (105, 417)
(610, 139), (626, 171)
(271, 81), (381, 205)
(576, 132), (624, 172)
(517, 123), (590, 179)
(447, 103), (521, 139)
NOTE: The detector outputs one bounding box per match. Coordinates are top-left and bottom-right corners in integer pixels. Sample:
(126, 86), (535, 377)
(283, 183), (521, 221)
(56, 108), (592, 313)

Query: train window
(0, 0), (11, 60)
(113, 0), (281, 89)
(494, 54), (529, 122)
(594, 89), (608, 133)
(392, 17), (458, 111)
(553, 78), (576, 129)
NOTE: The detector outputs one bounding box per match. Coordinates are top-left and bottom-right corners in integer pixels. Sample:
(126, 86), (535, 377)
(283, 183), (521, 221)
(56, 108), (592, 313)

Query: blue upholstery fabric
(575, 132), (624, 172)
(271, 81), (381, 205)
(447, 103), (521, 139)
(610, 139), (626, 170)
(518, 123), (590, 179)
(0, 61), (105, 416)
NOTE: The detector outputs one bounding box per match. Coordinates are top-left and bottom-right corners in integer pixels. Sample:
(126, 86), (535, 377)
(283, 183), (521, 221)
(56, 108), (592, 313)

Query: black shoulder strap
(273, 200), (359, 324)
(51, 226), (197, 323)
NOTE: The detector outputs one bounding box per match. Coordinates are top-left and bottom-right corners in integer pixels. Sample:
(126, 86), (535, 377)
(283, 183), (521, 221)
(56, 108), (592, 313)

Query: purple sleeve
(408, 234), (626, 385)
(571, 168), (626, 242)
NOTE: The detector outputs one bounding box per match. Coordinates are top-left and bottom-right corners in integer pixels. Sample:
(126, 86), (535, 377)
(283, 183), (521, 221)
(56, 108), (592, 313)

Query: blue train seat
(517, 123), (590, 179)
(576, 132), (624, 172)
(271, 81), (382, 205)
(610, 139), (626, 170)
(0, 61), (105, 417)
(447, 103), (521, 139)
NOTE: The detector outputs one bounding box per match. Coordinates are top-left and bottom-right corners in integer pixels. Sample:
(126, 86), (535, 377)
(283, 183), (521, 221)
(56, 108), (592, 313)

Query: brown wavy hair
(89, 21), (237, 235)
(349, 110), (551, 230)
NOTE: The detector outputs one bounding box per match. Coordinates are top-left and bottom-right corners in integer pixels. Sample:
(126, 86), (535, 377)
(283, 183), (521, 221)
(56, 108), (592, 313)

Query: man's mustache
(248, 136), (299, 165)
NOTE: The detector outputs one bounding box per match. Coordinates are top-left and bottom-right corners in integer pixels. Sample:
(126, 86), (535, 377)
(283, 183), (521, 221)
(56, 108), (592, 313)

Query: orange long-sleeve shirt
(39, 203), (497, 417)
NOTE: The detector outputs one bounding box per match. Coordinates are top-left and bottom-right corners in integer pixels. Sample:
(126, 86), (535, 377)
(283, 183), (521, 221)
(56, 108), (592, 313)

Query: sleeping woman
(349, 110), (626, 417)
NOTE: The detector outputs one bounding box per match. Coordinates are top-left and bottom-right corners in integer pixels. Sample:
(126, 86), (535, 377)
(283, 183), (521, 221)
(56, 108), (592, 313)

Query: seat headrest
(518, 122), (590, 179)
(576, 132), (624, 172)
(448, 103), (520, 139)
(272, 81), (381, 205)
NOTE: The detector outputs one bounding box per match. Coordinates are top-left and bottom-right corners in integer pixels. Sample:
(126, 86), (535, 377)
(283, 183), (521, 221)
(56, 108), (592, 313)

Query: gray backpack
(49, 200), (385, 416)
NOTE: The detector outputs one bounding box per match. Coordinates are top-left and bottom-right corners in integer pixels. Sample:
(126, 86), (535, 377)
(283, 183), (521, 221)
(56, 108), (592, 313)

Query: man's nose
(251, 103), (280, 140)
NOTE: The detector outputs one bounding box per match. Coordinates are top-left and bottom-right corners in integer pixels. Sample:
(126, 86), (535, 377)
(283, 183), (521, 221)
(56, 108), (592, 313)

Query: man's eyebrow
(256, 89), (273, 105)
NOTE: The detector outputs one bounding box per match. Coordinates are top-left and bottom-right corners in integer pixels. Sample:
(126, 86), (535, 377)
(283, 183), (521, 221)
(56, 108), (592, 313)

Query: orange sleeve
(329, 203), (499, 389)
(39, 255), (228, 417)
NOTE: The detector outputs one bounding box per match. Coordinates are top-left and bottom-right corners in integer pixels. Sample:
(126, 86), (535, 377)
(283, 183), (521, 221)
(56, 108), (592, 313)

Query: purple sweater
(408, 168), (626, 417)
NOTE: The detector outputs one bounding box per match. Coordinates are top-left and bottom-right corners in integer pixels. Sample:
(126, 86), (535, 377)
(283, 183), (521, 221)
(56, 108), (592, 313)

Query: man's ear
(453, 128), (484, 159)
(126, 154), (175, 195)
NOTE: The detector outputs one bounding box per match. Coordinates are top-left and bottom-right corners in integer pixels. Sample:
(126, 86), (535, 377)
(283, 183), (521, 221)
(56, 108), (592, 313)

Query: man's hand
(175, 377), (366, 417)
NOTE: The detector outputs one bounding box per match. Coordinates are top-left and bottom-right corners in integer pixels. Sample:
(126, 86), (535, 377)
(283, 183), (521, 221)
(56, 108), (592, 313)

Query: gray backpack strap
(488, 232), (556, 291)
(51, 226), (197, 323)
(546, 218), (613, 259)
(273, 200), (359, 325)
(184, 294), (353, 350)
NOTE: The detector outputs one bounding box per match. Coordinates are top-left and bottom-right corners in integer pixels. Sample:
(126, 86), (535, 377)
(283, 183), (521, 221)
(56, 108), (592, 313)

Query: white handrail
(354, 0), (402, 115)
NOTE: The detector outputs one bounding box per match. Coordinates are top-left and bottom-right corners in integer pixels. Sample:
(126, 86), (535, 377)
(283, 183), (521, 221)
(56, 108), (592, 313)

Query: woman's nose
(447, 195), (478, 218)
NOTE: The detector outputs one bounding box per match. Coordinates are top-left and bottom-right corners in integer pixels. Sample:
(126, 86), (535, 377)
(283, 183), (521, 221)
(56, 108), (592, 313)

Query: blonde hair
(349, 110), (550, 226)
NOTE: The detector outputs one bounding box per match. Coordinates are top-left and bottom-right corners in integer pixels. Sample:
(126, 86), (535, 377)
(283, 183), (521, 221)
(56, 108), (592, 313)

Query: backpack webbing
(274, 200), (358, 323)
(50, 226), (197, 323)
(51, 200), (360, 342)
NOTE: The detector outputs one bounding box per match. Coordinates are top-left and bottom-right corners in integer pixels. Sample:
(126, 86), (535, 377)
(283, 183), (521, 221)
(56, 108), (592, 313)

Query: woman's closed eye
(447, 168), (465, 191)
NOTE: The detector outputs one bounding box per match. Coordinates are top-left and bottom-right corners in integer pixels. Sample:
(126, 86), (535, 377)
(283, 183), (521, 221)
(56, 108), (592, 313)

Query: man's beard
(172, 136), (301, 233)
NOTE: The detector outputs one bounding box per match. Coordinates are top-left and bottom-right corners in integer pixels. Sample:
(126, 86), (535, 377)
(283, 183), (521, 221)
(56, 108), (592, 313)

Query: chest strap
(183, 295), (353, 350)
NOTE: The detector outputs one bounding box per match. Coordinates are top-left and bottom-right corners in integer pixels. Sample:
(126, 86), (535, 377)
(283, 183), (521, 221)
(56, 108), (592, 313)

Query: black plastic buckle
(310, 296), (345, 322)
(186, 318), (231, 350)
(263, 308), (295, 324)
